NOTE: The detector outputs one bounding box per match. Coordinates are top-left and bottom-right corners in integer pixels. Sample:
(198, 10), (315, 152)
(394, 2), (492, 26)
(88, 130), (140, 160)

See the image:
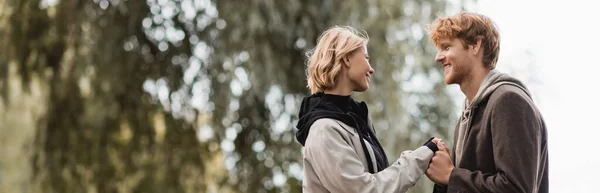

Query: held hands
(426, 138), (454, 185)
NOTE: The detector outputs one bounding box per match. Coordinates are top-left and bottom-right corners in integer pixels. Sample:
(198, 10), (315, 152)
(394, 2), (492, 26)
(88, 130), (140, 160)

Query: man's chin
(443, 77), (452, 85)
(443, 77), (458, 85)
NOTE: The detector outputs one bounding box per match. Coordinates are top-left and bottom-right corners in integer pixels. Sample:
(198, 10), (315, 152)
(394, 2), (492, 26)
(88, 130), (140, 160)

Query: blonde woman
(295, 26), (440, 192)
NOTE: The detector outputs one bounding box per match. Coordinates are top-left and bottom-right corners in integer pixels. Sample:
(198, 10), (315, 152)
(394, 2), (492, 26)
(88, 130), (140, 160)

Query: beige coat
(302, 118), (434, 193)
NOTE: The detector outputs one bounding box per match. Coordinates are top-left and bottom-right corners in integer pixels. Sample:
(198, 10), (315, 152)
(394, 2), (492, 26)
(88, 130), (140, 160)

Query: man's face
(434, 38), (475, 85)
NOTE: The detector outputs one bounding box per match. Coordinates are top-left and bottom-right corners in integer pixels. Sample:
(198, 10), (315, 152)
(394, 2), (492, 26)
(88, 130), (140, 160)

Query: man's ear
(471, 36), (483, 55)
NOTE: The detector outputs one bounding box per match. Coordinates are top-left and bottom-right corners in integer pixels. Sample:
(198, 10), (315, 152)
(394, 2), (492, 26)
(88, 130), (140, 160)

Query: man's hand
(426, 141), (454, 185)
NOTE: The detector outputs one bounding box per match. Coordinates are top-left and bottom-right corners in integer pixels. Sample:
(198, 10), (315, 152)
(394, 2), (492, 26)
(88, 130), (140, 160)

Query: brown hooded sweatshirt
(434, 70), (549, 193)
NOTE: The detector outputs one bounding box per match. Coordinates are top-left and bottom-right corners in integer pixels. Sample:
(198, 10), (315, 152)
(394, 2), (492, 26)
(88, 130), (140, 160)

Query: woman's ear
(343, 56), (351, 67)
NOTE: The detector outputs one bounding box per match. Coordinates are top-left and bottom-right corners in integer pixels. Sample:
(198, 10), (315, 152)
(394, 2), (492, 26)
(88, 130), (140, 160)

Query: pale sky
(459, 0), (600, 192)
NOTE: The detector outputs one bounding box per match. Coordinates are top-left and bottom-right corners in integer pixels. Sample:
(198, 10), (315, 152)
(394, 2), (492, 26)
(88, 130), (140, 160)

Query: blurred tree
(0, 0), (466, 193)
(1, 0), (211, 192)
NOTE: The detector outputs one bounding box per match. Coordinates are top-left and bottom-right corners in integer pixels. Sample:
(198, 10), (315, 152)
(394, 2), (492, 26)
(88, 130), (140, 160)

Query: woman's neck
(322, 93), (352, 112)
(324, 85), (352, 96)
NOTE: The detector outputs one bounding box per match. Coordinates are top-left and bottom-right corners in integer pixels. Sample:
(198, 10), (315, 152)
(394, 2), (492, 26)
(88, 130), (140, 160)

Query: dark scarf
(295, 93), (389, 173)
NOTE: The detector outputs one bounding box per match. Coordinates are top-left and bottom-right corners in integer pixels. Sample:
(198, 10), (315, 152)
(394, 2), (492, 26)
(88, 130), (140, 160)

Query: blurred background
(0, 0), (597, 193)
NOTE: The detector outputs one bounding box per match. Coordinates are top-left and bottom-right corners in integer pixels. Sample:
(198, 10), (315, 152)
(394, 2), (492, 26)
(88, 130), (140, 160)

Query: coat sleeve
(304, 119), (434, 193)
(446, 90), (543, 193)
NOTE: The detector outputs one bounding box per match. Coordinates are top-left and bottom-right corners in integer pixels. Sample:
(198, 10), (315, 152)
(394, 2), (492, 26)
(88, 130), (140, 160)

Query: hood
(295, 93), (369, 146)
(295, 93), (390, 173)
(468, 70), (532, 108)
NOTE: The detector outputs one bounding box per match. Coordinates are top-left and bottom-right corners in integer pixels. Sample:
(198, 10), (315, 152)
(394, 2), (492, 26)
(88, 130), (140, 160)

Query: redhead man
(425, 12), (549, 193)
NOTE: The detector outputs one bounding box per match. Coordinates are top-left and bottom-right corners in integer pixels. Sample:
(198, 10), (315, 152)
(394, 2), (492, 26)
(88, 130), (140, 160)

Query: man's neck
(460, 68), (491, 102)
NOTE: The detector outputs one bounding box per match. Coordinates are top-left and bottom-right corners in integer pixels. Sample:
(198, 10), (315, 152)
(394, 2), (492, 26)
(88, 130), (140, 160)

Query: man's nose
(435, 52), (445, 63)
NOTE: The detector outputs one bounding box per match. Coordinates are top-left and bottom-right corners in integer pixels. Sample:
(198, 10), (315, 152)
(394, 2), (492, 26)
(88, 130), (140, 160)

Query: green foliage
(0, 0), (468, 192)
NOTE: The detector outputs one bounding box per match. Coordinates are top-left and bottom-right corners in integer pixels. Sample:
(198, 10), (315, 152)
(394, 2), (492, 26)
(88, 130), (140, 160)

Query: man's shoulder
(487, 85), (539, 115)
(488, 84), (532, 104)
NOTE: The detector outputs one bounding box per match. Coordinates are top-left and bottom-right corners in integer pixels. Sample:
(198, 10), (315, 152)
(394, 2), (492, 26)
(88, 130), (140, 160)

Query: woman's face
(345, 45), (374, 92)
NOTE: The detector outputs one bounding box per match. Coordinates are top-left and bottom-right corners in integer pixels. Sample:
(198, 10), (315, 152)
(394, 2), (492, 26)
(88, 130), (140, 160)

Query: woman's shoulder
(305, 118), (357, 151)
(310, 118), (357, 136)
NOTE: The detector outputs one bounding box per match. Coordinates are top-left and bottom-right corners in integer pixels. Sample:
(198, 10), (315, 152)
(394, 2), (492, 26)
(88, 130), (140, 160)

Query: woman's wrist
(423, 137), (439, 152)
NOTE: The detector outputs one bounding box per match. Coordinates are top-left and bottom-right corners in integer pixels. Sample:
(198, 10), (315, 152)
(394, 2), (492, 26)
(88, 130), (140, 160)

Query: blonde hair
(305, 26), (369, 94)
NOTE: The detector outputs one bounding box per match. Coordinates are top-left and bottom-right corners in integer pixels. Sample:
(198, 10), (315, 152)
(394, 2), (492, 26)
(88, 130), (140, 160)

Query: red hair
(429, 12), (500, 69)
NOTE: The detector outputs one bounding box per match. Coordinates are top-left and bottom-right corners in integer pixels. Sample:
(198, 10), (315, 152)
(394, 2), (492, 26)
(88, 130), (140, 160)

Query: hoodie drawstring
(349, 112), (376, 174)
